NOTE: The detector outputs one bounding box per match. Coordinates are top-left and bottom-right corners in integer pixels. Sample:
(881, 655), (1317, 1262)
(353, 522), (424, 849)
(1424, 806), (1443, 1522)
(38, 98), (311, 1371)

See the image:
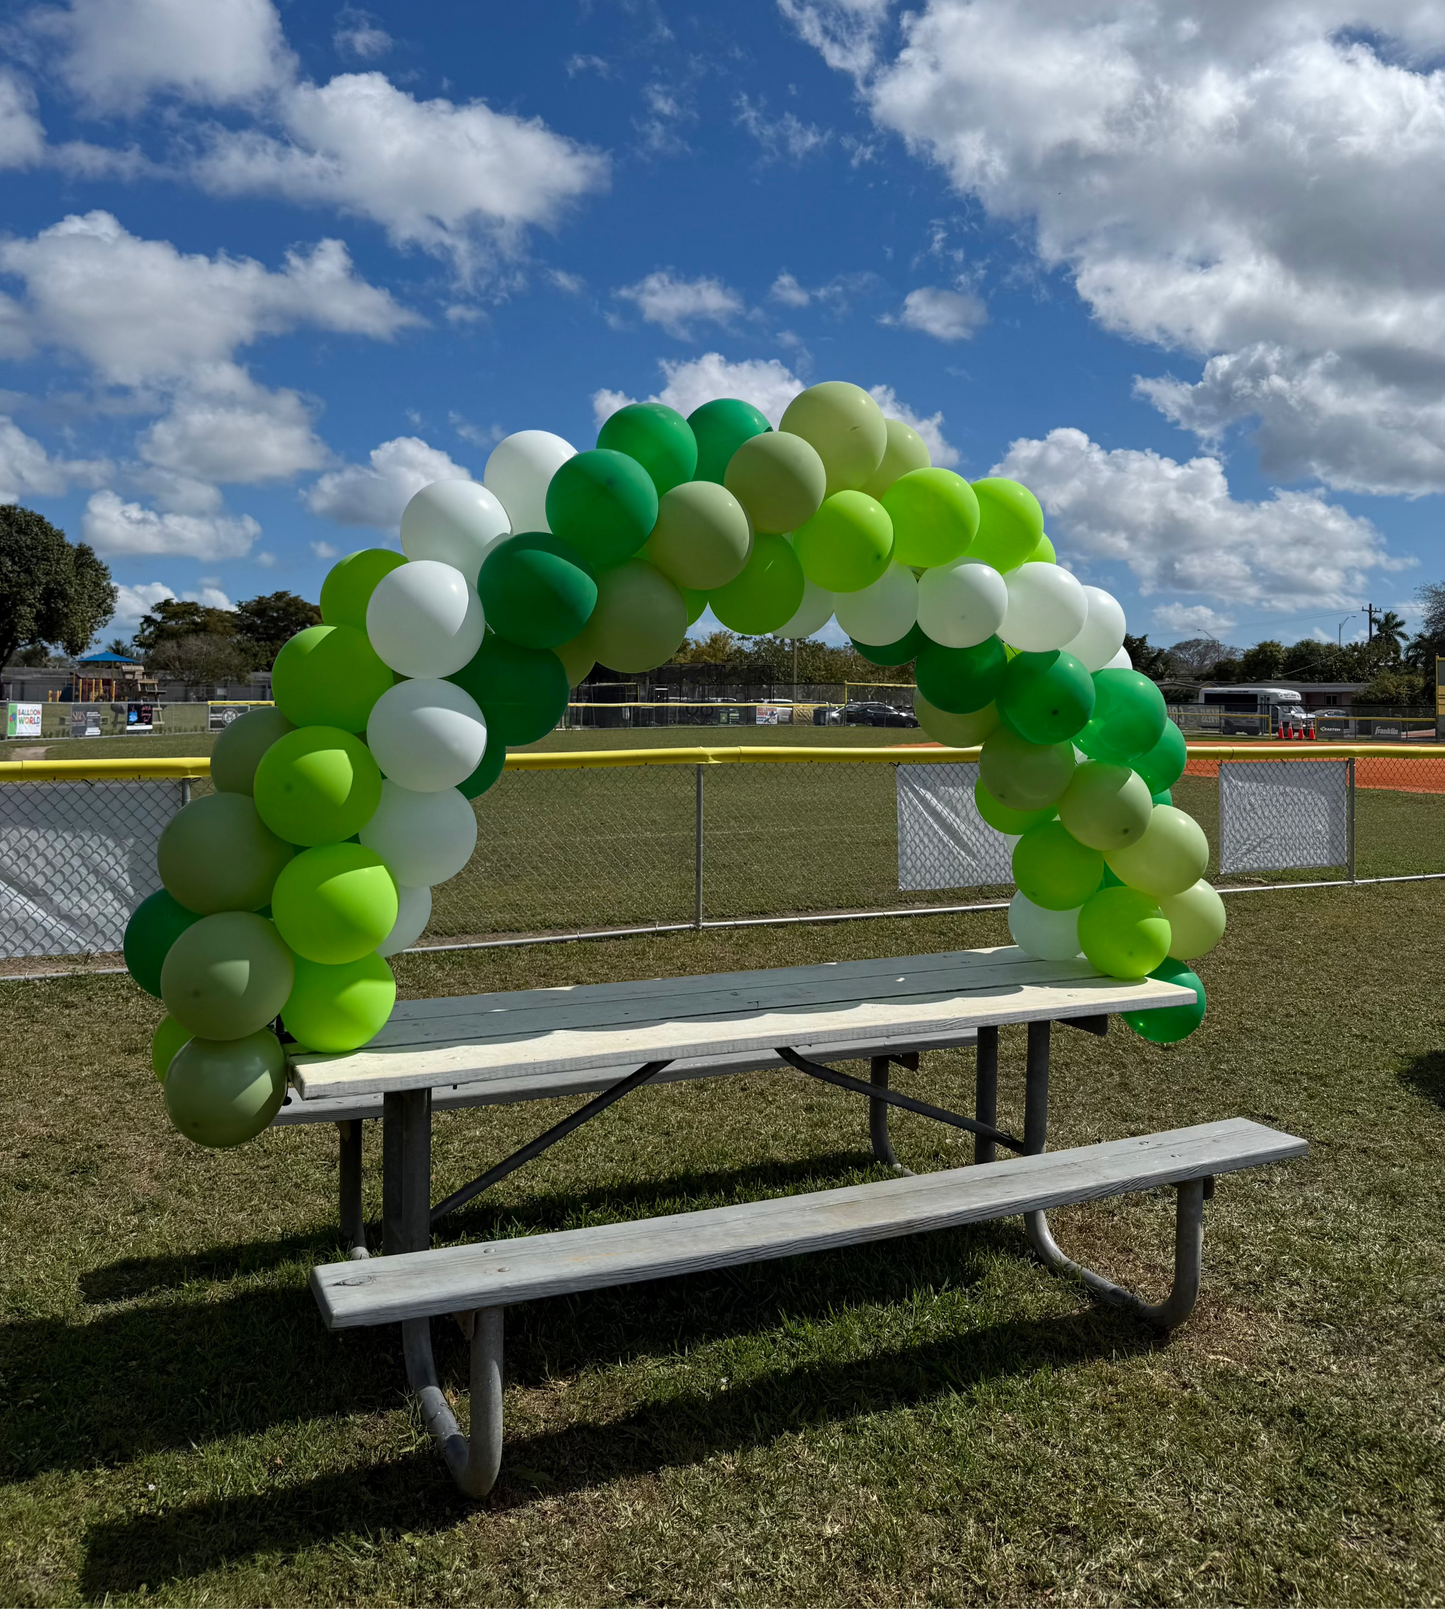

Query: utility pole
(1366, 603), (1378, 642)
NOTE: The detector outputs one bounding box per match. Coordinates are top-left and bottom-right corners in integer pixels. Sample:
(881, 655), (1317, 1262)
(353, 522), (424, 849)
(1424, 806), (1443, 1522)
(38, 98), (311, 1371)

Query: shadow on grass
(79, 1229), (338, 1305)
(1396, 1049), (1445, 1109)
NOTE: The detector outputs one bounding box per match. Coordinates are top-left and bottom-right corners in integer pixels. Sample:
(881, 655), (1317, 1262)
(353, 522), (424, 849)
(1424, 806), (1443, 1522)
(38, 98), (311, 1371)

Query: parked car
(842, 701), (918, 728)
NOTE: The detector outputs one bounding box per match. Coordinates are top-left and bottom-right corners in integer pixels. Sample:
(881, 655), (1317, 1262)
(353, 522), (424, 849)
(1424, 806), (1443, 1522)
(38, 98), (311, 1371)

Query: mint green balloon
(596, 401), (698, 496)
(792, 490), (893, 593)
(1057, 761), (1153, 852)
(1077, 886), (1170, 980)
(211, 706), (296, 795)
(271, 843), (398, 966)
(1012, 821), (1105, 911)
(157, 793), (295, 915)
(253, 725), (382, 847)
(284, 952), (396, 1053)
(272, 624), (394, 733)
(160, 911), (295, 1040)
(975, 779), (1054, 836)
(1105, 805), (1209, 898)
(710, 532), (804, 634)
(979, 726), (1076, 812)
(163, 1028), (287, 1148)
(1078, 669), (1167, 764)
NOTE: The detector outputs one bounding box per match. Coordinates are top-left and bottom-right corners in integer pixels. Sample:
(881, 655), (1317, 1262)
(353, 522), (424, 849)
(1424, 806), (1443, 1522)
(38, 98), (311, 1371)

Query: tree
(1357, 667), (1427, 705)
(1404, 580), (1445, 689)
(0, 504), (116, 670)
(1122, 634), (1171, 680)
(146, 633), (256, 692)
(131, 598), (238, 653)
(234, 591), (321, 666)
(1239, 639), (1286, 680)
(1372, 609), (1408, 658)
(1166, 637), (1241, 679)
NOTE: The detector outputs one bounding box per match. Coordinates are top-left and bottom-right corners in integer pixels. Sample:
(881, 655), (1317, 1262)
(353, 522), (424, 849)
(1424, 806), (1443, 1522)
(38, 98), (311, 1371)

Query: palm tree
(1373, 609), (1409, 659)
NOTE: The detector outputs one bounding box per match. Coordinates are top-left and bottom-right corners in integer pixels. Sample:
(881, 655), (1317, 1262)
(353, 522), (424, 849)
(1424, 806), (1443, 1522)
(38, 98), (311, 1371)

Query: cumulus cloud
(1151, 602), (1238, 636)
(137, 364), (328, 485)
(82, 489), (260, 557)
(0, 416), (107, 503)
(615, 272), (745, 340)
(866, 384), (958, 466)
(111, 580), (236, 629)
(0, 71), (46, 168)
(333, 9), (391, 62)
(304, 435), (471, 531)
(891, 285), (985, 342)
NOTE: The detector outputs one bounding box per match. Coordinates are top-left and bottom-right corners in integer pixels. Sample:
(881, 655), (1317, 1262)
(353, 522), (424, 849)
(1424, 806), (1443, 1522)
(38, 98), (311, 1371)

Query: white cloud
(866, 384), (958, 467)
(82, 489), (260, 557)
(891, 285), (985, 342)
(778, 0), (892, 75)
(304, 435), (471, 530)
(615, 272), (745, 340)
(0, 72), (46, 168)
(111, 581), (177, 629)
(137, 364), (328, 484)
(1151, 602), (1237, 636)
(310, 540), (338, 560)
(0, 415), (107, 502)
(333, 10), (391, 62)
(734, 95), (831, 161)
(770, 273), (812, 309)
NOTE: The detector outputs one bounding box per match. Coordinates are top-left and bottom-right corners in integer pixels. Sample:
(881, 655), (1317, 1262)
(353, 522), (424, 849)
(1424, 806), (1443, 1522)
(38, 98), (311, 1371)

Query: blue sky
(0, 0), (1441, 653)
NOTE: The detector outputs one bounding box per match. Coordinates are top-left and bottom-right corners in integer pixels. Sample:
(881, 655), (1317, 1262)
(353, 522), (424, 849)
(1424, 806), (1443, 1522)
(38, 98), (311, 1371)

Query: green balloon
(681, 587), (708, 626)
(645, 481), (753, 590)
(723, 430), (826, 534)
(792, 490), (893, 593)
(915, 635), (1007, 714)
(596, 402), (698, 496)
(211, 706), (297, 795)
(458, 739), (507, 800)
(157, 793), (295, 915)
(271, 843), (398, 966)
(320, 548), (407, 630)
(1123, 956), (1206, 1043)
(861, 417), (931, 500)
(164, 1028), (287, 1148)
(1012, 821), (1105, 911)
(124, 888), (203, 998)
(160, 911), (295, 1040)
(151, 1014), (191, 1081)
(555, 628), (595, 685)
(1027, 533), (1056, 564)
(1160, 879), (1226, 960)
(779, 382), (887, 496)
(688, 397), (772, 484)
(1105, 805), (1210, 898)
(979, 726), (1076, 812)
(1133, 718), (1188, 794)
(1077, 885), (1170, 980)
(1057, 761), (1153, 852)
(1078, 669), (1167, 764)
(478, 532), (598, 650)
(1152, 788), (1173, 807)
(284, 951), (396, 1054)
(998, 649), (1095, 745)
(851, 622), (926, 667)
(253, 725), (382, 847)
(968, 478), (1044, 571)
(545, 448), (658, 569)
(881, 468), (980, 568)
(577, 559), (687, 673)
(272, 624), (394, 733)
(915, 694), (999, 748)
(710, 532), (805, 634)
(451, 631), (569, 746)
(975, 779), (1055, 836)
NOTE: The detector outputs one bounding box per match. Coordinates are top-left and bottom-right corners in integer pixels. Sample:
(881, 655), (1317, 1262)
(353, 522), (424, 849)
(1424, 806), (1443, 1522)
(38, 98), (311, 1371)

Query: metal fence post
(694, 762), (704, 929)
(180, 777), (191, 807)
(1346, 756), (1356, 882)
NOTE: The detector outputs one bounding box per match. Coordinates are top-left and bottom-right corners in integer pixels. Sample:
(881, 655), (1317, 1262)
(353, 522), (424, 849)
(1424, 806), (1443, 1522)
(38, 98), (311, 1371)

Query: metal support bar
(777, 1047), (1022, 1151)
(868, 1056), (911, 1174)
(694, 763), (704, 929)
(1060, 1015), (1108, 1037)
(337, 1119), (367, 1259)
(1024, 1020), (1051, 1155)
(431, 1059), (675, 1224)
(403, 1307), (504, 1498)
(1347, 756), (1357, 882)
(974, 1025), (998, 1166)
(381, 1092), (404, 1255)
(400, 1089), (431, 1254)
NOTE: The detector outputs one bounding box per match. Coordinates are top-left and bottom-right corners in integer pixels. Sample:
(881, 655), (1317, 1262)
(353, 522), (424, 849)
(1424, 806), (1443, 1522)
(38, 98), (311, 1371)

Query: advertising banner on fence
(5, 702), (42, 738)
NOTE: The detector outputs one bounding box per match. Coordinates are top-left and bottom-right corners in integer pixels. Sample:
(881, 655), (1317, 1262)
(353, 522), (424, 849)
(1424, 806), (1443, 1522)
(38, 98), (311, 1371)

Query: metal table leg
(868, 1055), (913, 1174)
(974, 1026), (998, 1165)
(338, 1119), (368, 1259)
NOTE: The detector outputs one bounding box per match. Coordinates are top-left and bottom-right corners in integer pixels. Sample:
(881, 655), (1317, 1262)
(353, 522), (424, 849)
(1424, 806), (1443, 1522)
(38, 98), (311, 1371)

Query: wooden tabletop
(290, 946), (1195, 1102)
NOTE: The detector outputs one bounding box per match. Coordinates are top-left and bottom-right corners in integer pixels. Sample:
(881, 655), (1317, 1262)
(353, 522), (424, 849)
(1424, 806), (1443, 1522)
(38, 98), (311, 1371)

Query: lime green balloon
(881, 469), (980, 568)
(681, 587), (708, 626)
(458, 739), (507, 800)
(914, 694), (999, 748)
(157, 793), (295, 915)
(861, 417), (931, 499)
(320, 548), (407, 630)
(1123, 957), (1205, 1043)
(160, 910), (295, 1039)
(252, 725), (382, 847)
(1077, 885), (1171, 980)
(211, 706), (297, 795)
(979, 726), (1076, 812)
(545, 448), (658, 568)
(596, 401), (698, 496)
(1106, 805), (1210, 898)
(969, 478), (1044, 571)
(646, 481), (753, 590)
(998, 649), (1095, 745)
(975, 779), (1055, 835)
(850, 622), (925, 667)
(1026, 533), (1056, 564)
(164, 1028), (287, 1147)
(1133, 718), (1188, 794)
(688, 398), (772, 484)
(1159, 879), (1227, 960)
(710, 532), (805, 634)
(779, 381), (887, 496)
(1078, 669), (1167, 764)
(284, 951), (396, 1053)
(792, 490), (893, 593)
(272, 624), (394, 733)
(1012, 821), (1105, 911)
(1057, 761), (1153, 852)
(915, 635), (1007, 714)
(451, 631), (568, 745)
(478, 532), (598, 650)
(271, 843), (397, 966)
(576, 559), (687, 673)
(151, 1014), (192, 1081)
(124, 888), (203, 998)
(723, 430), (826, 533)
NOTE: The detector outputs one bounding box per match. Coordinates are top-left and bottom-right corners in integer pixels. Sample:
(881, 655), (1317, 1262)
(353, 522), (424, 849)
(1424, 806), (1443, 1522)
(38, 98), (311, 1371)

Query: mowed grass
(3, 884), (1445, 1605)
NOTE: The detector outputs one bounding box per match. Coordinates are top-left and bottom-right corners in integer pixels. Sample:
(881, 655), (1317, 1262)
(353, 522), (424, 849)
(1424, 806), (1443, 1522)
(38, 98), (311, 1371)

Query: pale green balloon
(1057, 761), (1153, 852)
(160, 910), (295, 1040)
(724, 430), (827, 534)
(1159, 879), (1227, 959)
(645, 480), (753, 590)
(163, 1028), (287, 1148)
(211, 706), (297, 795)
(914, 693), (999, 748)
(861, 417), (932, 500)
(779, 381), (888, 496)
(577, 559), (687, 673)
(1105, 805), (1210, 897)
(978, 726), (1076, 812)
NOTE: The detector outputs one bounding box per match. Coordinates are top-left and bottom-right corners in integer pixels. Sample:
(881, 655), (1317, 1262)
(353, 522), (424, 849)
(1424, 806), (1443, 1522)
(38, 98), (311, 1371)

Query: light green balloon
(272, 624), (394, 733)
(975, 778), (1054, 835)
(576, 559), (687, 673)
(882, 469), (980, 568)
(160, 911), (295, 1040)
(253, 725), (383, 847)
(271, 843), (398, 966)
(163, 1028), (287, 1148)
(1027, 533), (1056, 564)
(723, 430), (827, 534)
(321, 549), (407, 630)
(792, 490), (893, 593)
(157, 792), (295, 915)
(1077, 886), (1171, 980)
(555, 629), (595, 687)
(861, 417), (931, 499)
(978, 726), (1076, 812)
(710, 532), (805, 634)
(645, 481), (753, 590)
(1012, 821), (1105, 911)
(969, 478), (1044, 572)
(914, 694), (999, 749)
(1106, 805), (1210, 898)
(779, 382), (888, 496)
(1159, 879), (1227, 960)
(151, 1015), (191, 1082)
(1057, 761), (1153, 852)
(211, 706), (297, 795)
(284, 952), (396, 1054)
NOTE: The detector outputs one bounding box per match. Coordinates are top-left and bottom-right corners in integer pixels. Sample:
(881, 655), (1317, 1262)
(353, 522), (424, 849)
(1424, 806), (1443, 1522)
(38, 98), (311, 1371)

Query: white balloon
(361, 781), (478, 887)
(377, 883), (433, 957)
(400, 481), (510, 582)
(366, 678), (487, 793)
(1062, 586), (1127, 672)
(1008, 892), (1083, 961)
(773, 576), (835, 639)
(1103, 644), (1133, 670)
(833, 560), (918, 645)
(1000, 562), (1088, 652)
(366, 560), (485, 678)
(484, 430), (576, 534)
(916, 557), (1007, 648)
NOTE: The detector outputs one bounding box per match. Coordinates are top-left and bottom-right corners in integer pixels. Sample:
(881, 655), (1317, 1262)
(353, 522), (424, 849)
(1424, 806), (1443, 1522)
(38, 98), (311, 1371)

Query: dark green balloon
(850, 623), (926, 667)
(478, 533), (598, 650)
(458, 740), (507, 800)
(1133, 718), (1188, 794)
(450, 632), (569, 747)
(597, 402), (698, 496)
(1151, 788), (1173, 807)
(1078, 669), (1167, 764)
(998, 650), (1095, 746)
(687, 398), (772, 484)
(124, 889), (203, 999)
(1123, 956), (1206, 1043)
(544, 449), (659, 569)
(915, 635), (1007, 714)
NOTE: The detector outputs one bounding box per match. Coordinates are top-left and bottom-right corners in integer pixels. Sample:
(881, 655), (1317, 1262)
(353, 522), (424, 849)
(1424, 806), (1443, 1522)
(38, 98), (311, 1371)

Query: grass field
(3, 883), (1445, 1605)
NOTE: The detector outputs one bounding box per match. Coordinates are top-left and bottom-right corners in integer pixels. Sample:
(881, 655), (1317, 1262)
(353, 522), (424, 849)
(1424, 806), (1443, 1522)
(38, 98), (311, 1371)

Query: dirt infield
(1183, 753), (1445, 794)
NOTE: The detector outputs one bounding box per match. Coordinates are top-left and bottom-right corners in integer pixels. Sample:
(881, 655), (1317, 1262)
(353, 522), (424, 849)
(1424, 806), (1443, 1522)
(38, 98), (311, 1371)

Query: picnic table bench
(293, 946), (1308, 1497)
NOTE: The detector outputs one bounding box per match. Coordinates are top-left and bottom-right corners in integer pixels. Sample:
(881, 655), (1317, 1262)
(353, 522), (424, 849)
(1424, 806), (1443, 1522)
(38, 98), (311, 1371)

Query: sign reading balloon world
(126, 380), (1223, 1149)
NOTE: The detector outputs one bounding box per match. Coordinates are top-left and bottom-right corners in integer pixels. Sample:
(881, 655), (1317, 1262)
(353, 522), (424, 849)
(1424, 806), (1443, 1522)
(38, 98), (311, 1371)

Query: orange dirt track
(1183, 753), (1445, 794)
